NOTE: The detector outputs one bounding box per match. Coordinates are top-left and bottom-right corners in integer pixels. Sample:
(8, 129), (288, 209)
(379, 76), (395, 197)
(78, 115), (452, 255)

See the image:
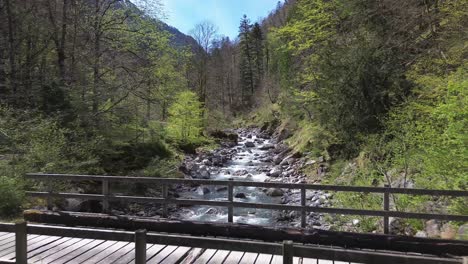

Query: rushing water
(178, 134), (282, 225)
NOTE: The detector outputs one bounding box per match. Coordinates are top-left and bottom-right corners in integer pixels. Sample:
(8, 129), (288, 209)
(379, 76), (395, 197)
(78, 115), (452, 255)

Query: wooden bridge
(0, 173), (467, 263)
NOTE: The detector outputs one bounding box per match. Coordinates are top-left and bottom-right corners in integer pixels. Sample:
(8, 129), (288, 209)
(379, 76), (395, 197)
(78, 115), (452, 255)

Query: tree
(239, 15), (254, 104)
(166, 91), (203, 143)
(189, 21), (218, 103)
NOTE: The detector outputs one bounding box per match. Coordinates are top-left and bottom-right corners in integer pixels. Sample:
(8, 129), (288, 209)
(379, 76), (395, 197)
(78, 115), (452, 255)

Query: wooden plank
(49, 239), (105, 264)
(0, 235), (55, 258)
(223, 251), (245, 264)
(114, 243), (150, 264)
(317, 260), (332, 264)
(146, 245), (178, 264)
(28, 238), (83, 263)
(96, 241), (135, 264)
(254, 254), (273, 264)
(123, 243), (167, 264)
(40, 238), (94, 263)
(193, 249), (217, 264)
(180, 248), (204, 264)
(0, 237), (15, 250)
(145, 244), (168, 262)
(207, 250), (230, 263)
(239, 252), (258, 264)
(270, 255), (282, 264)
(160, 246), (191, 264)
(0, 233), (32, 247)
(82, 241), (129, 263)
(65, 240), (118, 263)
(0, 233), (13, 242)
(302, 258), (318, 264)
(23, 237), (74, 260)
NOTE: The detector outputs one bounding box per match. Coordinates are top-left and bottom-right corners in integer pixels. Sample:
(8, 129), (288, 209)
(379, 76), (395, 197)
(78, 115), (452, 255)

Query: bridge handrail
(24, 173), (468, 234)
(0, 222), (464, 264)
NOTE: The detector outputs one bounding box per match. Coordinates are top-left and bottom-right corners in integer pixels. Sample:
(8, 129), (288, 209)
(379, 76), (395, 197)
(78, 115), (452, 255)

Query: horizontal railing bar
(26, 192), (468, 222)
(0, 223), (14, 232)
(25, 173), (468, 197)
(294, 245), (462, 264)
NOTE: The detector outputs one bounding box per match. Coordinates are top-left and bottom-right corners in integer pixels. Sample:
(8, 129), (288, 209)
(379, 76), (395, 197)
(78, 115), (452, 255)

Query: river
(177, 132), (283, 225)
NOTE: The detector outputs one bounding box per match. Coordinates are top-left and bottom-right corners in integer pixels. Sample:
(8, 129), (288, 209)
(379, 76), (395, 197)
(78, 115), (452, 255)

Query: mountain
(116, 0), (200, 51)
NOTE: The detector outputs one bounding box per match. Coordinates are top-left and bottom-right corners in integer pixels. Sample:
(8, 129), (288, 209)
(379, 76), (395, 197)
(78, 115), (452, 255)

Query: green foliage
(143, 156), (184, 178)
(166, 91), (204, 145)
(0, 176), (24, 216)
(98, 141), (172, 175)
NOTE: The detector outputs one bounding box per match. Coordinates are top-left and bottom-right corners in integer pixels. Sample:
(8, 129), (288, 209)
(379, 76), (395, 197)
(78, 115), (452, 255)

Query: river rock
(456, 224), (468, 240)
(212, 156), (223, 166)
(234, 169), (248, 176)
(280, 155), (296, 166)
(235, 193), (247, 199)
(425, 219), (441, 238)
(273, 154), (284, 165)
(245, 141), (255, 147)
(440, 223), (457, 239)
(205, 208), (218, 214)
(415, 231), (428, 238)
(259, 144), (275, 150)
(198, 165), (210, 179)
(268, 168), (282, 177)
(199, 187), (210, 195)
(266, 188), (284, 197)
(216, 186), (228, 192)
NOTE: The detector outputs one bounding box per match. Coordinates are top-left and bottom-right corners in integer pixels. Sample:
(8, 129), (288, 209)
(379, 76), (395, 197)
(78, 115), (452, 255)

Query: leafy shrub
(166, 91), (204, 144)
(0, 176), (24, 216)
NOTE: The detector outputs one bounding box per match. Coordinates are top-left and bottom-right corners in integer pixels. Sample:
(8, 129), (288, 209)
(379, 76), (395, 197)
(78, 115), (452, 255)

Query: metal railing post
(301, 186), (306, 228)
(102, 180), (109, 213)
(15, 221), (27, 264)
(228, 179), (234, 223)
(162, 184), (168, 218)
(135, 229), (146, 264)
(384, 184), (390, 234)
(282, 240), (293, 264)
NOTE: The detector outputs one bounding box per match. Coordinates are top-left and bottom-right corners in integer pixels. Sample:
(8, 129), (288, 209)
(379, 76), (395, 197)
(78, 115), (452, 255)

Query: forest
(0, 0), (466, 235)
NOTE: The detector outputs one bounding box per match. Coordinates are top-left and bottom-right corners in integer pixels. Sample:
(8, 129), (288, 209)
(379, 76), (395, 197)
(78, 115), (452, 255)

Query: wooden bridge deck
(0, 232), (357, 264)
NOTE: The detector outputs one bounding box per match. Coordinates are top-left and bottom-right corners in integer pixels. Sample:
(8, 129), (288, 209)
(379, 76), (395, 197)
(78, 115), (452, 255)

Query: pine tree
(239, 15), (254, 104)
(251, 23), (264, 89)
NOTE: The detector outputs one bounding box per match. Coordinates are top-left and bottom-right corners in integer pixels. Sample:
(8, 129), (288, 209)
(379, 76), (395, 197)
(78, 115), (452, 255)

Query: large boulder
(265, 188), (284, 197)
(456, 224), (468, 240)
(440, 223), (457, 239)
(425, 219), (441, 238)
(244, 141), (255, 148)
(259, 144), (275, 150)
(268, 167), (282, 177)
(235, 193), (247, 199)
(196, 165), (210, 179)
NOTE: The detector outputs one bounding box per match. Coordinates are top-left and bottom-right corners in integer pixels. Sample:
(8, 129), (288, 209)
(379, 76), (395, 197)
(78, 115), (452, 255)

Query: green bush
(0, 176), (24, 216)
(166, 91), (204, 144)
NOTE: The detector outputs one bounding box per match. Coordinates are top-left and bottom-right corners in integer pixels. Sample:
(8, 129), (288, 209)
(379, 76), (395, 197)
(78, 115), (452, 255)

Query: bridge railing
(25, 173), (468, 234)
(0, 222), (465, 264)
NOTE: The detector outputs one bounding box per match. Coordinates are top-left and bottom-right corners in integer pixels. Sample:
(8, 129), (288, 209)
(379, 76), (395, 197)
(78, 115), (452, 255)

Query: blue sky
(159, 0), (282, 40)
